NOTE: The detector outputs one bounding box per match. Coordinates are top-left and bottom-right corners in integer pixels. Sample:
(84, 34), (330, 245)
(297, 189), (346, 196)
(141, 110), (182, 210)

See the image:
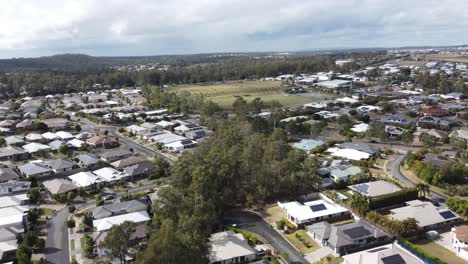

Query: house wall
(451, 229), (468, 261)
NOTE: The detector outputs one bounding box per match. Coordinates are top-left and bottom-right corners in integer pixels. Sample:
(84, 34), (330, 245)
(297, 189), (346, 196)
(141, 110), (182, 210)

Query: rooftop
(390, 200), (459, 228)
(208, 230), (256, 263)
(348, 180), (401, 197)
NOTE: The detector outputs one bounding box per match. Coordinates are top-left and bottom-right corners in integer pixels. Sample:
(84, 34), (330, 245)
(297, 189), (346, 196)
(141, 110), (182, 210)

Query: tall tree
(99, 221), (136, 264)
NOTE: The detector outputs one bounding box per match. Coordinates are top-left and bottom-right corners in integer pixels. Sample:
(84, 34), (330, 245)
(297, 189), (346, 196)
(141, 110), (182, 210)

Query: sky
(0, 0), (467, 58)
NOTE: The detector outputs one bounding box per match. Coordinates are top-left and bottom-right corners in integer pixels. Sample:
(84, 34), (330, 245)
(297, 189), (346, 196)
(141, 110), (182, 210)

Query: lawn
(39, 207), (56, 217)
(170, 81), (322, 109)
(70, 239), (75, 251)
(411, 239), (466, 264)
(264, 206), (284, 225)
(313, 255), (343, 264)
(285, 230), (320, 254)
(426, 54), (468, 63)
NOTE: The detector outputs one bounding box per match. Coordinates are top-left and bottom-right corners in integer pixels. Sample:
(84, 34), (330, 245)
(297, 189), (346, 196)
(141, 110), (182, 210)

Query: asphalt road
(223, 210), (308, 264)
(44, 183), (159, 264)
(388, 154), (446, 202)
(45, 208), (70, 264)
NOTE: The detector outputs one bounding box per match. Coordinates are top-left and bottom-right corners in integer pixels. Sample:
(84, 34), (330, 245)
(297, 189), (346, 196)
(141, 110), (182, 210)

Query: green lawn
(411, 239), (466, 264)
(39, 207), (56, 217)
(70, 239), (75, 251)
(170, 81), (323, 109)
(313, 255), (343, 264)
(285, 230), (319, 254)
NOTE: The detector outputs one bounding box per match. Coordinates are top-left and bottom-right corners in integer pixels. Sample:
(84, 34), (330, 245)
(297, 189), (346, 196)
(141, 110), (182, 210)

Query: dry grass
(313, 255), (343, 264)
(264, 206), (285, 225)
(170, 80), (323, 109)
(426, 54), (468, 63)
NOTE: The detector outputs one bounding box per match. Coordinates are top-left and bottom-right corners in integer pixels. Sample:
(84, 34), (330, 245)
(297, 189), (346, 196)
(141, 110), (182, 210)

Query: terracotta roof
(455, 225), (468, 242)
(110, 156), (148, 169)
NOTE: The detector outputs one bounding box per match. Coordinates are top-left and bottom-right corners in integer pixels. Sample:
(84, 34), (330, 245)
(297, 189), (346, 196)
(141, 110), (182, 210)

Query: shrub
(68, 205), (76, 213)
(281, 217), (296, 231)
(67, 219), (76, 228)
(276, 220), (285, 230)
(398, 239), (446, 264)
(369, 187), (418, 209)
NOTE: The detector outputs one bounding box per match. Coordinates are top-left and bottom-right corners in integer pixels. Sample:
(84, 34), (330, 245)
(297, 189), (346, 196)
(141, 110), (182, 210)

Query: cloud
(0, 0), (467, 57)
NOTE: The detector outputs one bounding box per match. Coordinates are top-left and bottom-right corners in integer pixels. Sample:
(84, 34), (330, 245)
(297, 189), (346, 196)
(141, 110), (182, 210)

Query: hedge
(369, 187), (418, 209)
(228, 227), (261, 245)
(398, 239), (447, 264)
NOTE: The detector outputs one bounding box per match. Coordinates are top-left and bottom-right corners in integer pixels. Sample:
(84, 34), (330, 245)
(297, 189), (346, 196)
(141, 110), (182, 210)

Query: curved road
(223, 211), (308, 264)
(388, 154), (446, 202)
(45, 184), (158, 264)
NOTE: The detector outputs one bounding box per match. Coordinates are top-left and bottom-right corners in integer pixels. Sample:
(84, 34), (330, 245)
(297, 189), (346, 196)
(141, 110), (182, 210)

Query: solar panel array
(381, 254), (406, 264)
(343, 226), (371, 238)
(310, 204), (327, 212)
(352, 183), (369, 194)
(439, 211), (456, 219)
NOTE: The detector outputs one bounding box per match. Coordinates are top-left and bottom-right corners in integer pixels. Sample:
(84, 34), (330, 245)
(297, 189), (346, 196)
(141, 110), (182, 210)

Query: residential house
(42, 132), (59, 141)
(92, 199), (148, 219)
(164, 139), (197, 152)
(174, 123), (201, 135)
(17, 162), (53, 179)
(4, 136), (25, 146)
(42, 118), (71, 130)
(0, 168), (19, 182)
(208, 230), (257, 264)
(25, 133), (43, 142)
(99, 149), (133, 162)
(0, 181), (30, 196)
(320, 160), (361, 183)
(292, 139), (325, 152)
(92, 167), (129, 183)
(55, 131), (74, 140)
(22, 142), (51, 153)
(417, 115), (440, 128)
(110, 156), (149, 170)
(451, 225), (468, 261)
(150, 132), (187, 145)
(86, 136), (119, 149)
(342, 242), (424, 264)
(76, 154), (99, 168)
(68, 171), (103, 188)
(0, 146), (29, 161)
(306, 220), (387, 255)
(278, 198), (350, 227)
(380, 114), (413, 127)
(15, 119), (34, 130)
(450, 130), (468, 140)
(390, 200), (460, 231)
(45, 158), (77, 174)
(419, 106), (448, 117)
(67, 138), (85, 148)
(0, 194), (29, 209)
(155, 120), (175, 129)
(42, 179), (78, 195)
(385, 125), (405, 138)
(48, 140), (65, 151)
(423, 153), (454, 168)
(123, 162), (155, 178)
(348, 180), (401, 198)
(93, 210), (150, 232)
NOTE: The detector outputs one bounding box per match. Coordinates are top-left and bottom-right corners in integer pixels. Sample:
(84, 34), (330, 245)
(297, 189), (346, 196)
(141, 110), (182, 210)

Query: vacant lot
(411, 238), (466, 264)
(171, 81), (322, 109)
(426, 54), (468, 63)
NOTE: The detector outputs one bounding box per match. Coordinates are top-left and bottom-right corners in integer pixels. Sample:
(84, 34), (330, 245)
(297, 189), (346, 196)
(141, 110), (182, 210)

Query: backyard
(410, 238), (467, 264)
(170, 81), (327, 109)
(285, 230), (320, 254)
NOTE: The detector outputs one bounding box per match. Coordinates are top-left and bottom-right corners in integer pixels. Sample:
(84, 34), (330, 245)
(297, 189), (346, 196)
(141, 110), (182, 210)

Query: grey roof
(0, 168), (19, 182)
(123, 162), (155, 177)
(4, 135), (25, 145)
(42, 179), (78, 194)
(99, 149), (133, 159)
(380, 114), (413, 125)
(92, 199), (147, 219)
(423, 153), (454, 167)
(76, 154), (99, 165)
(0, 146), (27, 158)
(45, 158), (76, 170)
(348, 180), (401, 198)
(338, 142), (380, 154)
(307, 220), (386, 249)
(48, 140), (65, 150)
(17, 162), (52, 176)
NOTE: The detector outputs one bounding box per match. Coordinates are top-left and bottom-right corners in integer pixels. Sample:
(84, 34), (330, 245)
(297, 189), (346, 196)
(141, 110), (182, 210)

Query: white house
(208, 230), (257, 264)
(278, 198), (350, 226)
(451, 225), (468, 261)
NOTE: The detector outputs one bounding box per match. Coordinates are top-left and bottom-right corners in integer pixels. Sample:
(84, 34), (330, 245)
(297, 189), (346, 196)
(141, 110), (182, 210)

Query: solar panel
(343, 226), (371, 238)
(310, 204), (327, 212)
(439, 211), (456, 219)
(381, 254), (406, 264)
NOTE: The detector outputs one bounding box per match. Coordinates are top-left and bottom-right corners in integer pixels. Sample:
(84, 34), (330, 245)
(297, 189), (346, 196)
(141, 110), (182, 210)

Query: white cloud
(0, 0), (467, 57)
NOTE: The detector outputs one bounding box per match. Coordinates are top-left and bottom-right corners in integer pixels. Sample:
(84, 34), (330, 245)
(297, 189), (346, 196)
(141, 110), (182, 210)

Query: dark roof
(92, 199), (147, 219)
(45, 158), (76, 170)
(423, 153), (454, 167)
(99, 149), (133, 159)
(123, 162), (155, 177)
(0, 168), (19, 182)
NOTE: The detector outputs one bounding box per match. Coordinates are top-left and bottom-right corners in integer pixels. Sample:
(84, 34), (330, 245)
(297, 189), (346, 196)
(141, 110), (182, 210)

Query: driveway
(434, 231), (457, 254)
(223, 210), (308, 264)
(305, 246), (336, 263)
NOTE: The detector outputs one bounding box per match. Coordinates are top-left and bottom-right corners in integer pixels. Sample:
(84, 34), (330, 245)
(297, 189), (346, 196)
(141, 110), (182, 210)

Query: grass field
(285, 230), (320, 254)
(426, 54), (468, 63)
(171, 81), (324, 109)
(313, 255), (343, 264)
(411, 239), (467, 264)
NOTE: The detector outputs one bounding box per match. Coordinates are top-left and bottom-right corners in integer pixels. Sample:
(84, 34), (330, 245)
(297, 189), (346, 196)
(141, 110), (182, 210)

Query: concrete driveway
(434, 231), (457, 254)
(305, 246), (336, 263)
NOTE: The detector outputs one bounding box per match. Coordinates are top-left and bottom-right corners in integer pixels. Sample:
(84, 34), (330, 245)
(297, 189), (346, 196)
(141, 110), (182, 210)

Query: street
(224, 210), (308, 264)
